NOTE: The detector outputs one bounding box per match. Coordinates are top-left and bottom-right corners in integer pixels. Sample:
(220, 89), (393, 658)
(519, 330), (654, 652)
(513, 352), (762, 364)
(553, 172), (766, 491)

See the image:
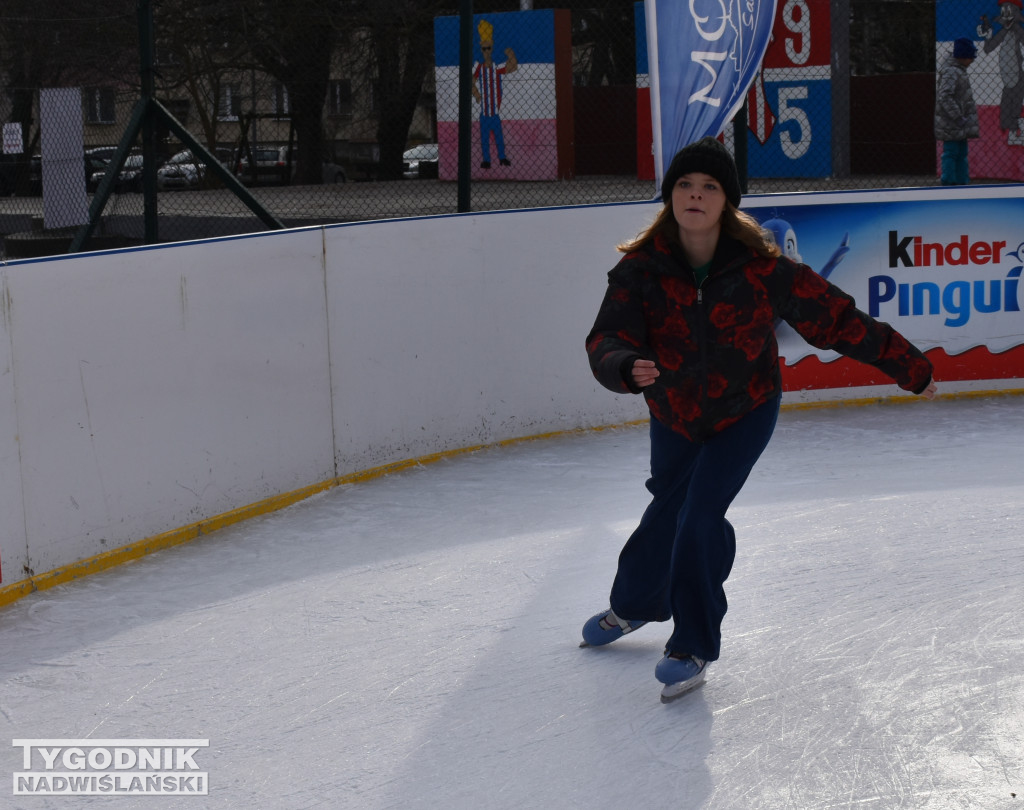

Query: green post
(138, 0), (159, 243)
(458, 0), (473, 213)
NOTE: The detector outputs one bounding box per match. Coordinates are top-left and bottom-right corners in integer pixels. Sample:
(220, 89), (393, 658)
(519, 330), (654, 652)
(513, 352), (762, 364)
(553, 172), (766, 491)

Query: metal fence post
(138, 0), (159, 242)
(458, 0), (473, 213)
(831, 0), (851, 180)
(733, 100), (749, 194)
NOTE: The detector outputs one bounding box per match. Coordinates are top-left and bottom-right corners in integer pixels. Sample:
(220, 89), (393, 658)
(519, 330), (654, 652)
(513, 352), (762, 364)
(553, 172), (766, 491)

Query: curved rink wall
(0, 192), (1017, 607)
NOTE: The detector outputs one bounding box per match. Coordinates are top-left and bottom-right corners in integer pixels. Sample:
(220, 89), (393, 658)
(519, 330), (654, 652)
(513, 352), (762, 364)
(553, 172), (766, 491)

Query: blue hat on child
(953, 38), (977, 59)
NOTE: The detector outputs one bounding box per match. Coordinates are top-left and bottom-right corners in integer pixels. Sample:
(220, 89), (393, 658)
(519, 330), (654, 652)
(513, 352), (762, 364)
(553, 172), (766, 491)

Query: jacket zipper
(695, 277), (709, 426)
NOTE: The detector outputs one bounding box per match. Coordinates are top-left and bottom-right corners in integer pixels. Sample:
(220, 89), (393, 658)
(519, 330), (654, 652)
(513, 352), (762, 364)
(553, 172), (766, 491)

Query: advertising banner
(635, 2), (654, 181)
(745, 188), (1024, 391)
(644, 0), (777, 186)
(434, 10), (573, 181)
(746, 0), (832, 178)
(938, 0), (1024, 182)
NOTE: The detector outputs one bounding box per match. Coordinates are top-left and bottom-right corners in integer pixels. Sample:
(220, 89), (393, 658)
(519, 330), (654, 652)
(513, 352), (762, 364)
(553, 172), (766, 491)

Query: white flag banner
(645, 0), (778, 187)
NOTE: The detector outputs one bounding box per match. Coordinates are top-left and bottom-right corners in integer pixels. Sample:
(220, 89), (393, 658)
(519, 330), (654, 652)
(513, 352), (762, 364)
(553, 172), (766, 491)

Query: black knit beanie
(660, 137), (742, 207)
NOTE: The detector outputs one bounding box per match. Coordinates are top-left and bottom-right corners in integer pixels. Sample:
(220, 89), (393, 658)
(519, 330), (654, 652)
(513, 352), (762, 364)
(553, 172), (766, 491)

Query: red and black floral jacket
(586, 233), (933, 442)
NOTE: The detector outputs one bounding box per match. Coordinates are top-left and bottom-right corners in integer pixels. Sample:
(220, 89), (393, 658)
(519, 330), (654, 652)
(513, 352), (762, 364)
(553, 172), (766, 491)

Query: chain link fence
(940, 0), (1024, 182)
(0, 0), (1020, 260)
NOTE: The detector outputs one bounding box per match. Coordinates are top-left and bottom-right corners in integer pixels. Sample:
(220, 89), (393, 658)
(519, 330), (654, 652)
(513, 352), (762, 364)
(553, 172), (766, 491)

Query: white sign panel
(2, 123), (24, 155)
(39, 88), (89, 229)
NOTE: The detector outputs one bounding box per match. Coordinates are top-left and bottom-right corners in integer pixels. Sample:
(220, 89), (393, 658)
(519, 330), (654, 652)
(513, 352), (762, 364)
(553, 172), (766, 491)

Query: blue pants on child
(609, 396), (780, 662)
(941, 140), (969, 185)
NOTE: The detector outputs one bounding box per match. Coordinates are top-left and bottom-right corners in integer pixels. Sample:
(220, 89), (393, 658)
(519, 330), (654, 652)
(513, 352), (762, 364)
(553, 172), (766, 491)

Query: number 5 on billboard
(777, 85), (811, 159)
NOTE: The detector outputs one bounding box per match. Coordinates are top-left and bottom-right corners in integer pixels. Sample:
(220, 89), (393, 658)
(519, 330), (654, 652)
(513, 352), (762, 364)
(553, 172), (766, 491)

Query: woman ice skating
(582, 136), (937, 702)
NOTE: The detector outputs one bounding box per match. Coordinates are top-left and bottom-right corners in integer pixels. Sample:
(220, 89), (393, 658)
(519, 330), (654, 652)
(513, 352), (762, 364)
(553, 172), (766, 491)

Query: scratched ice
(1, 396), (1022, 809)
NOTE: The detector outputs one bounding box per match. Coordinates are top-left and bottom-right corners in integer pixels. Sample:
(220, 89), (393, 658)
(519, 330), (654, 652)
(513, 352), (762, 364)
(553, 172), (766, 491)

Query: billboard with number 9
(747, 0), (832, 178)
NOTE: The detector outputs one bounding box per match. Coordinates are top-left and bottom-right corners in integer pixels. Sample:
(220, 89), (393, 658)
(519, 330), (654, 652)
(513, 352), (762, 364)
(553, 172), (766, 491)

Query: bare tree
(850, 0), (935, 76)
(153, 0), (252, 156)
(236, 0), (345, 184)
(570, 2), (636, 87)
(354, 1), (453, 180)
(0, 0), (135, 188)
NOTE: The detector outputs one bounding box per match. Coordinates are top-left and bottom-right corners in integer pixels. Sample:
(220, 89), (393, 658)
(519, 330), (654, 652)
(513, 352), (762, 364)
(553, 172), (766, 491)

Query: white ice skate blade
(659, 670), (706, 703)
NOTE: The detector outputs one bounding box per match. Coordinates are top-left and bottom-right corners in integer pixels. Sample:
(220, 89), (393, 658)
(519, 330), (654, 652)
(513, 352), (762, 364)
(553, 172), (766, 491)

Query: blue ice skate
(655, 653), (707, 703)
(579, 608), (647, 648)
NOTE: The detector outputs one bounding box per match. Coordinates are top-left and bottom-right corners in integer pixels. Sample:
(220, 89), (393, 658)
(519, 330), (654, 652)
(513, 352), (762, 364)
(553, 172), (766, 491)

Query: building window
(218, 84), (241, 121)
(274, 83), (290, 118)
(85, 87), (116, 124)
(165, 99), (190, 126)
(328, 79), (352, 118)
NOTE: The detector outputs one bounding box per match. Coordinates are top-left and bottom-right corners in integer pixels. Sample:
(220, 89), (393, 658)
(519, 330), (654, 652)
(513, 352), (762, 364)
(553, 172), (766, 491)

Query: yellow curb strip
(1, 388), (1019, 610)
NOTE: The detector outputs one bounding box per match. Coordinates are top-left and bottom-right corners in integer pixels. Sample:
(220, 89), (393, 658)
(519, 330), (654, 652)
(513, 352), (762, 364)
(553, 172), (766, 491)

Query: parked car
(156, 148), (233, 190)
(23, 153), (109, 194)
(402, 143), (439, 179)
(235, 145), (347, 185)
(156, 150), (200, 189)
(85, 146), (120, 164)
(89, 153), (145, 193)
(83, 154), (110, 192)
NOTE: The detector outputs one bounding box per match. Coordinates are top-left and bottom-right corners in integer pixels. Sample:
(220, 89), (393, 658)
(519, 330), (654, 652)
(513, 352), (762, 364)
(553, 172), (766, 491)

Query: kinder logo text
(887, 230), (1006, 268)
(12, 739), (209, 796)
(869, 230), (1021, 327)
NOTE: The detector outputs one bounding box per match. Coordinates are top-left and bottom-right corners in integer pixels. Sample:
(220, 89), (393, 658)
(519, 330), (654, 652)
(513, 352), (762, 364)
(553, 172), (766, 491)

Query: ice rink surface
(2, 396), (1022, 809)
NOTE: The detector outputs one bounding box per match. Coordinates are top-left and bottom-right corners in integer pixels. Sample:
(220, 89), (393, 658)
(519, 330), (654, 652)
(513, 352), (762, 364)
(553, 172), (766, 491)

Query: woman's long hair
(617, 201), (781, 259)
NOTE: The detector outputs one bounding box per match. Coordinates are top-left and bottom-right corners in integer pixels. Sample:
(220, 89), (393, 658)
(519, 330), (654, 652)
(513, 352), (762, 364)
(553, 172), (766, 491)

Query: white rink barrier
(1, 192), (1020, 606)
(0, 202), (655, 604)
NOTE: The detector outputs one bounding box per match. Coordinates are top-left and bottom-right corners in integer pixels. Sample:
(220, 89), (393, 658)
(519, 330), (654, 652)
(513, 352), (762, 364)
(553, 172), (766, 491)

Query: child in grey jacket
(935, 38), (979, 185)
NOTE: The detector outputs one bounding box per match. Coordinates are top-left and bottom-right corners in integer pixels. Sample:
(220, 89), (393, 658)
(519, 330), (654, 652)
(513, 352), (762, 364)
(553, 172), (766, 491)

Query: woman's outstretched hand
(632, 359), (660, 388)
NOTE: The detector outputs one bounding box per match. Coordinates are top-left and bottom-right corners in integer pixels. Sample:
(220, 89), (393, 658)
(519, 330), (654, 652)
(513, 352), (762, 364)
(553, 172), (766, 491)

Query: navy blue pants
(609, 396), (780, 661)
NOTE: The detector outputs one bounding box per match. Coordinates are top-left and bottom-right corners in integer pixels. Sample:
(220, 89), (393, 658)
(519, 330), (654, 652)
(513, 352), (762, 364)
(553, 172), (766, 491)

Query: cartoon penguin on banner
(761, 217), (850, 281)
